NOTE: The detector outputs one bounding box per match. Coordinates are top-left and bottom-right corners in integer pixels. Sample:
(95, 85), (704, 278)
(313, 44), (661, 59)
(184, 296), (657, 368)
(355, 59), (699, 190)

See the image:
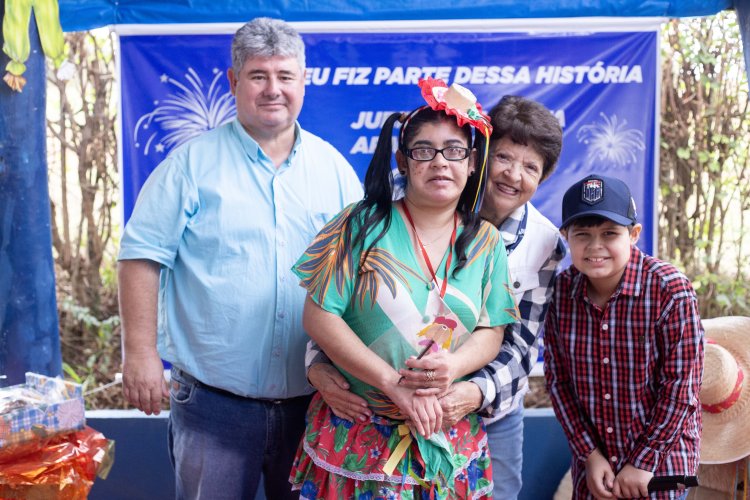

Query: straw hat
(700, 316), (750, 464)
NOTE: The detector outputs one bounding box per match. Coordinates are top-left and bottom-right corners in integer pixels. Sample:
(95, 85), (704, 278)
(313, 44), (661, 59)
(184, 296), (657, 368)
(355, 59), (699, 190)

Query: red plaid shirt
(544, 246), (703, 499)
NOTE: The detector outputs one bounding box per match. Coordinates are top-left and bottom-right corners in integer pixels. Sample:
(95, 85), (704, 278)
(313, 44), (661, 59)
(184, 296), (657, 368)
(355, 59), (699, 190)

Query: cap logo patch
(582, 179), (603, 205)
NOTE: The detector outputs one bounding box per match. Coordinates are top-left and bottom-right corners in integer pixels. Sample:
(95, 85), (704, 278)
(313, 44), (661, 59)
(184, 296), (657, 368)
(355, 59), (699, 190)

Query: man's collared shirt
(544, 246), (703, 498)
(119, 119), (363, 399)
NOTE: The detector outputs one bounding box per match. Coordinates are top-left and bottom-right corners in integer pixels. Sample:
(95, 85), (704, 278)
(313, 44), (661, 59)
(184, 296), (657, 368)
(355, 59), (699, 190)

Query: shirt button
(279, 240), (286, 247)
(604, 393), (611, 400)
(610, 456), (618, 463)
(278, 311), (286, 319)
(606, 427), (613, 434)
(602, 323), (609, 331)
(513, 281), (521, 289)
(603, 357), (610, 364)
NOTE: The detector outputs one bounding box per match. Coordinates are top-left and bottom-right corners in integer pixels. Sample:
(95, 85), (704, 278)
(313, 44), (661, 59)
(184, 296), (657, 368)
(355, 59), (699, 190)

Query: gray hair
(232, 18), (306, 74)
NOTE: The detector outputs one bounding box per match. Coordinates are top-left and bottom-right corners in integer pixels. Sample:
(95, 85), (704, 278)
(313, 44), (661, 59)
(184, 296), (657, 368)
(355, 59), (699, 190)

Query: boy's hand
(585, 449), (615, 499)
(613, 463), (653, 499)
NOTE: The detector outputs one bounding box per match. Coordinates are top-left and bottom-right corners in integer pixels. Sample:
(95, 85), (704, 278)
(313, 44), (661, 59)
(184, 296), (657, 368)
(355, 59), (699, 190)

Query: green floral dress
(289, 203), (518, 500)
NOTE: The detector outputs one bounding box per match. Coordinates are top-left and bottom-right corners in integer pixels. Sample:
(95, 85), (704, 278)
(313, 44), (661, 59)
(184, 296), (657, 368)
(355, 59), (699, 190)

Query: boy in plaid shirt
(544, 174), (704, 499)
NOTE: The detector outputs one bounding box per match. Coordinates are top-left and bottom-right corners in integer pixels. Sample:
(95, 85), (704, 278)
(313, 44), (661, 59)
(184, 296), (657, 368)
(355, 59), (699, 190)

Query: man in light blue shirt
(118, 18), (363, 500)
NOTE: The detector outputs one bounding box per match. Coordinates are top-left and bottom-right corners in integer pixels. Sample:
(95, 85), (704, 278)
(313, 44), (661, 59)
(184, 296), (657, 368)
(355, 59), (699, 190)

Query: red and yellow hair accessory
(419, 77), (492, 139)
(398, 78), (493, 213)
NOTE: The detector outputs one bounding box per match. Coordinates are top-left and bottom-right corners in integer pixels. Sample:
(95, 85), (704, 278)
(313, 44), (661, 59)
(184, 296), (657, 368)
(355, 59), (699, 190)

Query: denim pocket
(169, 368), (196, 405)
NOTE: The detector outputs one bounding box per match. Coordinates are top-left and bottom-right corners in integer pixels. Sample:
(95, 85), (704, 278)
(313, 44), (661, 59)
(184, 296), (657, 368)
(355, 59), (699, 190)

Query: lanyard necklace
(401, 200), (457, 299)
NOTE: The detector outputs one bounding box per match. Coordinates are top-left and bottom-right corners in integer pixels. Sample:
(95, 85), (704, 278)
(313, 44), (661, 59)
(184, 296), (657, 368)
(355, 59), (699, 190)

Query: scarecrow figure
(2, 0), (72, 91)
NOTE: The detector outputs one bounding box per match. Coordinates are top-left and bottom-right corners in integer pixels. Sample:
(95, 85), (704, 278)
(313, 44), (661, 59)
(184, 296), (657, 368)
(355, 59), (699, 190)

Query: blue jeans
(168, 368), (311, 500)
(486, 405), (524, 500)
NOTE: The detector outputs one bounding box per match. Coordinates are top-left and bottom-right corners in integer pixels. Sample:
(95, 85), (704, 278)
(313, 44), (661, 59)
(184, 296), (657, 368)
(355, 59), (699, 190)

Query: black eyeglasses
(404, 147), (471, 161)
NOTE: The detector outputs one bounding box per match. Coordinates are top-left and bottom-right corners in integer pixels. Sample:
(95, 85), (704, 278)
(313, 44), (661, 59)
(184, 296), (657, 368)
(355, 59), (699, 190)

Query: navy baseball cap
(561, 174), (638, 228)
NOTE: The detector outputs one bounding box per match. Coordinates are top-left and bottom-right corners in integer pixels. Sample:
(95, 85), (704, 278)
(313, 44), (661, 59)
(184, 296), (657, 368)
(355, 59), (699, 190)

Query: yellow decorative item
(2, 0), (67, 92)
(382, 424), (413, 476)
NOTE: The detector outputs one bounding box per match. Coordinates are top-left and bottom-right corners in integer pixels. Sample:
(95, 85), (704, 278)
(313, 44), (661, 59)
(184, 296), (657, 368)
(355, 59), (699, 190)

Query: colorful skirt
(289, 392), (493, 500)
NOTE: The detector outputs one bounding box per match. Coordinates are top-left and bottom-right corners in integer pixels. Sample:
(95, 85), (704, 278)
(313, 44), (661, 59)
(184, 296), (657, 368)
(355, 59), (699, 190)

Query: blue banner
(120, 29), (657, 252)
(62, 2), (728, 32)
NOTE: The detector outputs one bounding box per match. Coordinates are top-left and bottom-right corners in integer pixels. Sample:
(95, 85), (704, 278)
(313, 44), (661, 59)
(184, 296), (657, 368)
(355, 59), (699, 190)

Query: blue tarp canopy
(59, 0), (733, 32)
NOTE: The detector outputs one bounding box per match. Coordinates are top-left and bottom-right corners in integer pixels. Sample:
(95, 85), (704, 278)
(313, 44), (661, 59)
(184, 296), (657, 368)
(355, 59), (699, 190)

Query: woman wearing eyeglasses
(288, 79), (518, 499)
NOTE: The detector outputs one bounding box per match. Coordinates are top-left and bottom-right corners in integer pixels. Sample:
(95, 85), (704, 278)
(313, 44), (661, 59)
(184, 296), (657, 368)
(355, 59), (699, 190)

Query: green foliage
(676, 147), (691, 160)
(659, 12), (750, 318)
(48, 29), (124, 409)
(62, 362), (83, 383)
(691, 272), (750, 317)
(47, 29), (119, 318)
(60, 296), (120, 338)
(58, 296), (123, 408)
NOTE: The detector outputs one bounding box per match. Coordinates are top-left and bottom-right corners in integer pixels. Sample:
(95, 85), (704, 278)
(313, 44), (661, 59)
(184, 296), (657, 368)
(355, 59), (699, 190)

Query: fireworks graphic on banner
(133, 68), (236, 156)
(576, 113), (645, 170)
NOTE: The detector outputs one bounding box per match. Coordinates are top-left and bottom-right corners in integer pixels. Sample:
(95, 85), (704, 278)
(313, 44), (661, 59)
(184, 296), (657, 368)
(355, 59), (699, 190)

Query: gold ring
(426, 369), (436, 382)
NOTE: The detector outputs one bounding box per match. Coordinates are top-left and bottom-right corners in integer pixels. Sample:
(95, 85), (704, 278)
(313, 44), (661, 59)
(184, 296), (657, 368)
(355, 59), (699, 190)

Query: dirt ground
(523, 377), (552, 408)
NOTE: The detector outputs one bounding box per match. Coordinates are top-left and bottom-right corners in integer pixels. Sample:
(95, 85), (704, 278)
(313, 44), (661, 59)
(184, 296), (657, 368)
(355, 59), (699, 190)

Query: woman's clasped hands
(383, 377), (443, 439)
(384, 349), (458, 438)
(398, 349), (456, 396)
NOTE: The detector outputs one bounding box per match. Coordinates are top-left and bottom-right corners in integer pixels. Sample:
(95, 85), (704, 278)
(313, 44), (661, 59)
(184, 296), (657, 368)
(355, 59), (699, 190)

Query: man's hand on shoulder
(308, 363), (371, 423)
(612, 463), (653, 499)
(122, 349), (168, 415)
